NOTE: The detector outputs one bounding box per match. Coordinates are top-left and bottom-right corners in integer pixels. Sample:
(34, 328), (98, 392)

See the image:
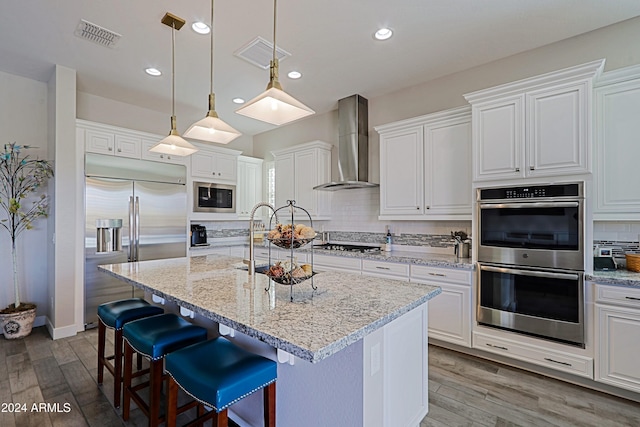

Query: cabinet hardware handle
(416, 206), (420, 210)
(426, 206), (430, 210)
(160, 154), (164, 159)
(625, 296), (640, 301)
(117, 148), (122, 152)
(529, 166), (535, 171)
(218, 172), (221, 176)
(544, 358), (572, 367)
(212, 172), (215, 175)
(108, 147), (113, 151)
(375, 266), (391, 270)
(486, 343), (508, 351)
(428, 272), (446, 277)
(515, 167), (520, 172)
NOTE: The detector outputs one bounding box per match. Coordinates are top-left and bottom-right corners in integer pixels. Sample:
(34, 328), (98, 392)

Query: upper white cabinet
(271, 141), (332, 220)
(237, 156), (263, 218)
(593, 65), (640, 220)
(376, 106), (472, 220)
(78, 119), (186, 164)
(191, 145), (241, 183)
(464, 59), (605, 182)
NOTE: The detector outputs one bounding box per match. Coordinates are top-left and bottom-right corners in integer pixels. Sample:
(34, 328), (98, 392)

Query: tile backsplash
(593, 221), (640, 258)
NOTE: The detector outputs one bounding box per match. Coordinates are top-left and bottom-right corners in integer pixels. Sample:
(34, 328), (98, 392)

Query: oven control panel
(479, 183), (581, 201)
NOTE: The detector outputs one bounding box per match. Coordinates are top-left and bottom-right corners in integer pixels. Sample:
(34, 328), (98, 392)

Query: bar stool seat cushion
(165, 337), (277, 411)
(98, 298), (164, 330)
(123, 314), (207, 360)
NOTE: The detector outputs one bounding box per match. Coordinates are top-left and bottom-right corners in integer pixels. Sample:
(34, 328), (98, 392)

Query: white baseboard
(45, 317), (81, 340)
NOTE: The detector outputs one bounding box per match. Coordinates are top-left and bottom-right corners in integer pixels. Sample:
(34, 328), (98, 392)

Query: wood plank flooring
(0, 327), (638, 426)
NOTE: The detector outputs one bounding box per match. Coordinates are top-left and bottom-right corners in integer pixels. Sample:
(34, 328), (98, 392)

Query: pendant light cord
(171, 21), (176, 119)
(210, 0), (215, 95)
(272, 0), (277, 63)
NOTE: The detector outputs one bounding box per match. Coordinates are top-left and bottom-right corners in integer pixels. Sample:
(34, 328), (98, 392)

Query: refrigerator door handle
(134, 196), (140, 262)
(128, 196), (135, 262)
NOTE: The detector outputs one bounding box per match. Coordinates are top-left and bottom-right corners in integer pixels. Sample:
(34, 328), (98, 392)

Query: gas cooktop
(313, 243), (381, 253)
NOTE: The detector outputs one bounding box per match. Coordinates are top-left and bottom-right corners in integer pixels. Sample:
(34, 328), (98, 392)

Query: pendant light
(149, 13), (198, 157)
(183, 0), (241, 144)
(235, 0), (314, 125)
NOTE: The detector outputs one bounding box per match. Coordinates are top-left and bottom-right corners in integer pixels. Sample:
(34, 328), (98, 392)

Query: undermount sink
(236, 264), (270, 274)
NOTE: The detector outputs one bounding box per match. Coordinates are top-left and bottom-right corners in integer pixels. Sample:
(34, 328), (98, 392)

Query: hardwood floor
(0, 327), (638, 426)
(422, 345), (640, 427)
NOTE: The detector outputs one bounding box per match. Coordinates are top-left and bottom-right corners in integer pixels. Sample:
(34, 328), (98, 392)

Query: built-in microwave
(193, 181), (235, 213)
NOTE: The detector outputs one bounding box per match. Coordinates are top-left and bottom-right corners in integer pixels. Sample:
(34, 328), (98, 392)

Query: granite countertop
(586, 269), (640, 288)
(189, 243), (475, 270)
(99, 255), (441, 363)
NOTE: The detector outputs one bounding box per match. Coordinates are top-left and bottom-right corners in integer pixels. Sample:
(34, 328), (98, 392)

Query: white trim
(45, 316), (80, 340)
(594, 63), (640, 87)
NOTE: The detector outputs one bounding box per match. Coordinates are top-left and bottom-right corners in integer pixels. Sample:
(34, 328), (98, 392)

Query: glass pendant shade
(235, 81), (314, 126)
(150, 116), (198, 156)
(184, 95), (241, 144)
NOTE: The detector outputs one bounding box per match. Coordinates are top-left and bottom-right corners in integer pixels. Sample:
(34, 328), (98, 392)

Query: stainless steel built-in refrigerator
(84, 153), (187, 328)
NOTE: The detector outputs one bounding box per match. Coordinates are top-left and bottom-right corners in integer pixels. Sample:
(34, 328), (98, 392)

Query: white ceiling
(2, 1), (640, 137)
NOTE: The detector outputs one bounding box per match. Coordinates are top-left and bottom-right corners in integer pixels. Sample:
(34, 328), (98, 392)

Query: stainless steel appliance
(477, 182), (584, 270)
(476, 182), (586, 347)
(84, 154), (187, 328)
(193, 181), (235, 213)
(190, 224), (208, 246)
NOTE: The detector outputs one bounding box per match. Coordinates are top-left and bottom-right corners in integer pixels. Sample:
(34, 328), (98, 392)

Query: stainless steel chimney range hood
(313, 94), (379, 191)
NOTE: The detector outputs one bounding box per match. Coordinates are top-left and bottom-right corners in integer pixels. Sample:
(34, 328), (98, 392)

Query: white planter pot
(0, 306), (36, 339)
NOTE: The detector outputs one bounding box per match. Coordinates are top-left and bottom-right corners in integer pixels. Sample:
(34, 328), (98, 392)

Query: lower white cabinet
(362, 260), (409, 279)
(595, 284), (640, 393)
(189, 247), (230, 257)
(312, 254), (361, 273)
(473, 331), (594, 378)
(410, 265), (472, 347)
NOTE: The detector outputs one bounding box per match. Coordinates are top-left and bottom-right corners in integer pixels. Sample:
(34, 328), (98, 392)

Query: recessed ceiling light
(287, 71), (302, 79)
(145, 67), (162, 77)
(374, 27), (393, 41)
(192, 21), (210, 35)
(232, 97), (245, 104)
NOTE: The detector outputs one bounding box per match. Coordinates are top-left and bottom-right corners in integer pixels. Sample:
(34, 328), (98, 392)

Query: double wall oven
(477, 182), (585, 347)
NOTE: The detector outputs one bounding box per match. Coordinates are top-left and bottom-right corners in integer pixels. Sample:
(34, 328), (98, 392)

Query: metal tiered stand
(265, 200), (316, 302)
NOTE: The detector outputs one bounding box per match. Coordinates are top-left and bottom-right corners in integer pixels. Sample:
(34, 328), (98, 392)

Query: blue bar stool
(165, 337), (277, 427)
(97, 298), (164, 408)
(122, 313), (208, 427)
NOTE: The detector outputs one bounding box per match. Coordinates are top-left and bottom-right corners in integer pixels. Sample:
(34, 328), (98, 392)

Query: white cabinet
(593, 65), (640, 219)
(83, 124), (141, 159)
(362, 259), (409, 279)
(237, 156), (263, 218)
(464, 59), (605, 182)
(271, 141), (332, 220)
(78, 119), (186, 164)
(312, 254), (361, 273)
(376, 106), (472, 220)
(410, 265), (472, 347)
(595, 283), (640, 393)
(191, 145), (241, 183)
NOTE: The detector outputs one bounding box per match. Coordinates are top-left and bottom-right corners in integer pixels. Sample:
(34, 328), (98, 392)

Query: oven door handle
(479, 201), (579, 209)
(480, 265), (580, 281)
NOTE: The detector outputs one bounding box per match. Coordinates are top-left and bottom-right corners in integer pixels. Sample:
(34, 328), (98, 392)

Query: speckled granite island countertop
(98, 255), (441, 363)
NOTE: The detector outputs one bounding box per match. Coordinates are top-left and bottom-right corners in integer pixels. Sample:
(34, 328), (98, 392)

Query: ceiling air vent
(234, 36), (290, 69)
(75, 19), (122, 48)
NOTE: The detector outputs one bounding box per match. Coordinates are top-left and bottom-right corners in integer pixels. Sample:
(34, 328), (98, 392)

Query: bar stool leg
(122, 342), (133, 421)
(113, 328), (124, 408)
(264, 382), (276, 427)
(215, 409), (228, 427)
(167, 377), (179, 427)
(149, 358), (164, 427)
(97, 321), (106, 385)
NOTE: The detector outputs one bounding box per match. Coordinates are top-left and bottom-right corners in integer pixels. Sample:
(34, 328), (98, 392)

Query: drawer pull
(428, 272), (446, 277)
(625, 296), (640, 301)
(544, 358), (572, 367)
(375, 266), (391, 270)
(486, 343), (508, 351)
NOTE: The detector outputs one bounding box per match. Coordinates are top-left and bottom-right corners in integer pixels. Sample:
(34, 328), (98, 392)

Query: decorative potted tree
(0, 143), (53, 339)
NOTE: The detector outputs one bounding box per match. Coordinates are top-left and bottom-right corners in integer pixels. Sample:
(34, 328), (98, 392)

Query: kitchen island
(99, 254), (441, 427)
